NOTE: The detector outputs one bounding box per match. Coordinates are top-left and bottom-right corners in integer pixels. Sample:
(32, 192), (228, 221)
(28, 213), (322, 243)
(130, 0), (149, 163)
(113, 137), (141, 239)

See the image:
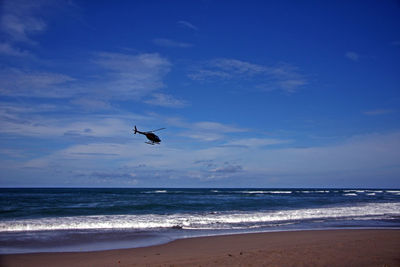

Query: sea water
(1, 188), (399, 253)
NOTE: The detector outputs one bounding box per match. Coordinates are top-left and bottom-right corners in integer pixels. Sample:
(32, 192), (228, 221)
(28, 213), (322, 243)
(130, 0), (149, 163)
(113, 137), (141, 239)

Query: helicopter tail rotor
(133, 125), (138, 134)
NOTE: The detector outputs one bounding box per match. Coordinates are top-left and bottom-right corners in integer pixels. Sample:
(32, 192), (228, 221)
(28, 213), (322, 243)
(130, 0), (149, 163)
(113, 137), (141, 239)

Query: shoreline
(3, 226), (399, 254)
(1, 229), (399, 266)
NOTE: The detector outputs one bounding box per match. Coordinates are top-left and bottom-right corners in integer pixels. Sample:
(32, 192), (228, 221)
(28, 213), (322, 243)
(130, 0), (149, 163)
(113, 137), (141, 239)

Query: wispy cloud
(0, 0), (47, 44)
(0, 115), (129, 138)
(0, 0), (70, 61)
(144, 93), (188, 108)
(211, 163), (243, 174)
(390, 41), (400, 46)
(210, 58), (266, 74)
(0, 0), (75, 59)
(363, 109), (395, 115)
(0, 51), (184, 110)
(276, 79), (307, 93)
(0, 42), (32, 56)
(0, 68), (75, 97)
(224, 138), (290, 148)
(154, 115), (248, 142)
(179, 121), (247, 142)
(70, 98), (113, 111)
(198, 162), (243, 180)
(93, 52), (172, 99)
(189, 58), (307, 93)
(188, 69), (231, 80)
(86, 171), (139, 185)
(193, 121), (245, 133)
(178, 20), (198, 31)
(153, 38), (192, 48)
(0, 102), (147, 139)
(345, 51), (360, 61)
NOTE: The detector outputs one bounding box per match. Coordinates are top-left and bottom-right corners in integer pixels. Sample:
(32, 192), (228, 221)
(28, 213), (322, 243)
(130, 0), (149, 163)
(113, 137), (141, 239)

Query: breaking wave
(2, 202), (399, 233)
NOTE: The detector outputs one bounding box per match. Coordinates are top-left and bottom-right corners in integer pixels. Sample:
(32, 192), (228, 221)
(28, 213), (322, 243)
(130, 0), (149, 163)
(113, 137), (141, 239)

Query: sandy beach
(1, 229), (399, 267)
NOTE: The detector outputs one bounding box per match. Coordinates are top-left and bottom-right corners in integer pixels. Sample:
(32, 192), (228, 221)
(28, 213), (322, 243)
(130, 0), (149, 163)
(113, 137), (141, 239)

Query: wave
(144, 190), (168, 194)
(1, 202), (399, 233)
(297, 190), (330, 194)
(239, 191), (292, 194)
(386, 190), (400, 195)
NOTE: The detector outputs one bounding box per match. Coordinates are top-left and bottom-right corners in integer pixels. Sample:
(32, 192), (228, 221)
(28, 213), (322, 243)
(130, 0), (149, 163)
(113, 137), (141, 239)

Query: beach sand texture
(1, 230), (399, 267)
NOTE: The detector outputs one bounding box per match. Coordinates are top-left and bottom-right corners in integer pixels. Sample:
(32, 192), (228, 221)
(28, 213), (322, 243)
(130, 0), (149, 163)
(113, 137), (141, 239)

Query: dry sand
(1, 229), (399, 267)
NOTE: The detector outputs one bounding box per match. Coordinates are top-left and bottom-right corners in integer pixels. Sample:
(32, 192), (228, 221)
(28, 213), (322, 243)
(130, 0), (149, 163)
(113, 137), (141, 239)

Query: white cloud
(239, 131), (400, 176)
(95, 52), (170, 73)
(1, 13), (46, 44)
(181, 131), (225, 142)
(211, 163), (242, 174)
(345, 51), (360, 61)
(70, 98), (112, 111)
(153, 38), (192, 48)
(193, 121), (245, 132)
(391, 41), (400, 46)
(0, 42), (32, 56)
(278, 79), (307, 93)
(0, 109), (141, 139)
(144, 93), (187, 108)
(0, 0), (48, 44)
(189, 58), (307, 93)
(0, 2), (183, 109)
(0, 51), (181, 108)
(363, 109), (395, 115)
(225, 137), (290, 148)
(177, 121), (247, 142)
(0, 68), (75, 97)
(0, 102), (65, 117)
(178, 20), (198, 31)
(188, 69), (231, 80)
(93, 52), (172, 99)
(211, 58), (266, 75)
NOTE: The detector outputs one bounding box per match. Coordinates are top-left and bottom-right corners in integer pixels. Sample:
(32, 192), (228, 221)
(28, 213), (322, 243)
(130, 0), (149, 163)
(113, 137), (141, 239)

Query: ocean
(1, 188), (399, 254)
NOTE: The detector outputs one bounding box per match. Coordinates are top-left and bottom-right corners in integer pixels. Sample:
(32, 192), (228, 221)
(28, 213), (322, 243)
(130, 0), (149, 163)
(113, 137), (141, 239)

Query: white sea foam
(343, 193), (357, 196)
(239, 191), (267, 194)
(1, 202), (399, 233)
(238, 191), (292, 194)
(298, 190), (328, 193)
(144, 190), (168, 194)
(386, 190), (400, 194)
(344, 190), (363, 193)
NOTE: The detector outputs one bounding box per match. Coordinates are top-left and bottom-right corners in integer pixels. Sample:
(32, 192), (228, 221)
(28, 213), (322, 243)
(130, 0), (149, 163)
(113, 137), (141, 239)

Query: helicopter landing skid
(145, 141), (159, 145)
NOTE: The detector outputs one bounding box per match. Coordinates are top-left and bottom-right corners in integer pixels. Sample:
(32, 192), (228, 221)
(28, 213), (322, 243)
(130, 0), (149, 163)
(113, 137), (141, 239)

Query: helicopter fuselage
(144, 132), (160, 143)
(135, 130), (161, 143)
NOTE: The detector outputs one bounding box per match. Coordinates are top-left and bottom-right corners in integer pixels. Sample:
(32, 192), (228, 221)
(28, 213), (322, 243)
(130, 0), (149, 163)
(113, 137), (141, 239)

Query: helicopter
(133, 126), (165, 145)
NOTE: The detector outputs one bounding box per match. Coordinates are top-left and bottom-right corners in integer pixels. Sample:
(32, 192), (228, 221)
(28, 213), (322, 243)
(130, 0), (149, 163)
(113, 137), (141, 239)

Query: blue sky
(0, 0), (399, 188)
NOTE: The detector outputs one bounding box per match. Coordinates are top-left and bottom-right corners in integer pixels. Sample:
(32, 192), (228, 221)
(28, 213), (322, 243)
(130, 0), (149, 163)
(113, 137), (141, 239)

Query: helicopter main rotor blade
(149, 128), (166, 133)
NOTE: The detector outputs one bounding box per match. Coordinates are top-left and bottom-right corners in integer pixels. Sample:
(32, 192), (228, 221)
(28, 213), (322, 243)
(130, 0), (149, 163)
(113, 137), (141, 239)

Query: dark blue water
(1, 188), (399, 253)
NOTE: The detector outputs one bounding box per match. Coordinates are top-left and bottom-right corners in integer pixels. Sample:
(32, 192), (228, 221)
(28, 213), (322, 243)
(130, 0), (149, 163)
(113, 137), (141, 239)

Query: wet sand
(1, 229), (399, 266)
